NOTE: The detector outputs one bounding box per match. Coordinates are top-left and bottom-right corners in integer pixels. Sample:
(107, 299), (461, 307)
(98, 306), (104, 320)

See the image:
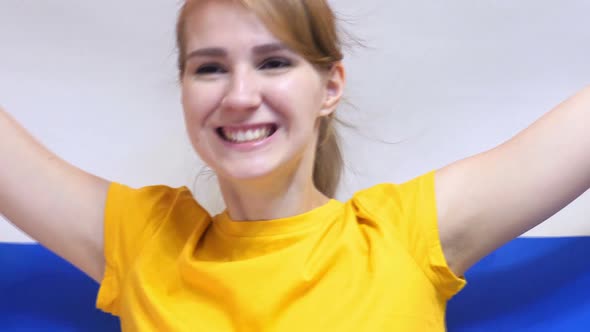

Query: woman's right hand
(0, 107), (109, 282)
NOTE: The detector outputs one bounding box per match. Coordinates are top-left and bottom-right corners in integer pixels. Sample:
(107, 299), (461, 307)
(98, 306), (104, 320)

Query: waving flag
(1, 0), (589, 331)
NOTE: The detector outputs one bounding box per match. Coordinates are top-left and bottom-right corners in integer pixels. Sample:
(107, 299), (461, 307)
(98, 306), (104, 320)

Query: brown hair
(176, 0), (344, 197)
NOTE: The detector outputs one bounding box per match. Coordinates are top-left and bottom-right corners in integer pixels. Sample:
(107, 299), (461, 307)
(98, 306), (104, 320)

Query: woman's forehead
(184, 0), (260, 33)
(183, 1), (280, 53)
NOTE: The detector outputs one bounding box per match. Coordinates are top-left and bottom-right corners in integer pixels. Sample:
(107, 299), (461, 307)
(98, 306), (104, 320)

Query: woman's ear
(319, 62), (346, 117)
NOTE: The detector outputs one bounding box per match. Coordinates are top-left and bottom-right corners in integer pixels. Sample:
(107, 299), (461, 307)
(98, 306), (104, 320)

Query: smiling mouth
(216, 124), (278, 143)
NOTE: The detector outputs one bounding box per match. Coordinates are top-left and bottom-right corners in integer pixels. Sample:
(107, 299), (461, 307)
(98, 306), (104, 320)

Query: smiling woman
(178, 0), (345, 205)
(178, 1), (346, 225)
(1, 0), (590, 331)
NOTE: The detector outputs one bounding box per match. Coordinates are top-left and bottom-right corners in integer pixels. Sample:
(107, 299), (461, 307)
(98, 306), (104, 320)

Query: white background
(1, 0), (589, 243)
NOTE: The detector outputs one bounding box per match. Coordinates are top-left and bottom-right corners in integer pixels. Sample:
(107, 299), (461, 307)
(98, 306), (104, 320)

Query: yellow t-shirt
(97, 171), (465, 331)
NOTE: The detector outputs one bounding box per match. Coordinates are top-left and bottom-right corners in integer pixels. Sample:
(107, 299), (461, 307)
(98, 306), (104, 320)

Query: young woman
(1, 0), (589, 330)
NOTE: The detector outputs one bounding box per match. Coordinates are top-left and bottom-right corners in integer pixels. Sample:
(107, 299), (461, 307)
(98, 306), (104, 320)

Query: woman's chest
(118, 232), (446, 331)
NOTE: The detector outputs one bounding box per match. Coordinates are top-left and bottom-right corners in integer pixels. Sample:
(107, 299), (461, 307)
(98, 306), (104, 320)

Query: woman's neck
(217, 167), (330, 222)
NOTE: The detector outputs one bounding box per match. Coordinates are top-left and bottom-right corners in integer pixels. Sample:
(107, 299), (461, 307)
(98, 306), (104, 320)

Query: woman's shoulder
(107, 182), (211, 221)
(109, 182), (191, 196)
(350, 171), (436, 210)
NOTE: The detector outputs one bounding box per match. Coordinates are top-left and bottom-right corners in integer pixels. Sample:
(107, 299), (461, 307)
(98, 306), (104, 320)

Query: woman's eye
(259, 58), (291, 70)
(195, 64), (226, 75)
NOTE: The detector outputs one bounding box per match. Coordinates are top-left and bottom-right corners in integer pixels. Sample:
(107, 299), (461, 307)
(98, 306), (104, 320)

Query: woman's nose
(221, 67), (262, 112)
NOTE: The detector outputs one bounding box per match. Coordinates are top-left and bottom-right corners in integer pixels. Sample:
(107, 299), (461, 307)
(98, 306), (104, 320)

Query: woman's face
(180, 0), (341, 182)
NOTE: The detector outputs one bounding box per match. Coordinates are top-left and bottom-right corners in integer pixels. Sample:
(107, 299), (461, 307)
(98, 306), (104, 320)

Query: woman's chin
(217, 162), (279, 183)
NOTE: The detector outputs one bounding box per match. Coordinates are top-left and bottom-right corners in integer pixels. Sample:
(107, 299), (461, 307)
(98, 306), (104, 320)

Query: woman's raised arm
(436, 85), (590, 276)
(0, 108), (109, 282)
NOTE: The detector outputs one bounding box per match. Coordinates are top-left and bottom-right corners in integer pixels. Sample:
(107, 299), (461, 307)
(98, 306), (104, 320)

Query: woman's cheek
(278, 69), (323, 104)
(267, 77), (299, 107)
(183, 85), (219, 119)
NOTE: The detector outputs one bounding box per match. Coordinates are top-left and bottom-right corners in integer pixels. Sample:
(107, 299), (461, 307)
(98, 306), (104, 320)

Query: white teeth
(222, 126), (273, 143)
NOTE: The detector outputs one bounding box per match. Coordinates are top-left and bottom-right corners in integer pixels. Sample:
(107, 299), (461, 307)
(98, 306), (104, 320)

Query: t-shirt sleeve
(96, 182), (184, 315)
(354, 171), (466, 300)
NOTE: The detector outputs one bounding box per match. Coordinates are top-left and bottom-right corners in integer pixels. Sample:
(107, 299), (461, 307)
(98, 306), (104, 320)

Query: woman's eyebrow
(252, 43), (289, 55)
(187, 47), (227, 59)
(186, 42), (289, 60)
